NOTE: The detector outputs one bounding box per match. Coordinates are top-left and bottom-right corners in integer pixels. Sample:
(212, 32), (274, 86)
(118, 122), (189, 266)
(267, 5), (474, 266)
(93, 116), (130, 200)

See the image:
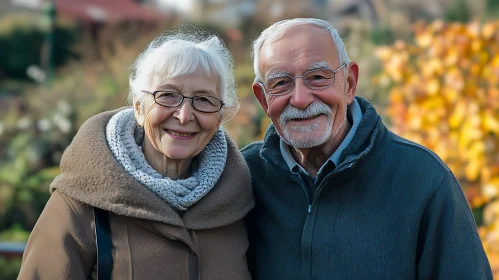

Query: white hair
(252, 18), (350, 83)
(129, 30), (239, 122)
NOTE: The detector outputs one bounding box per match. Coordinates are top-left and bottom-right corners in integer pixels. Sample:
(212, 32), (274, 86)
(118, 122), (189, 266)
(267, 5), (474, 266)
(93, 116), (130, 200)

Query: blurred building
(154, 0), (256, 26)
(254, 0), (328, 23)
(0, 0), (39, 16)
(253, 0), (481, 32)
(6, 0), (168, 23)
(327, 0), (484, 36)
(0, 0), (171, 83)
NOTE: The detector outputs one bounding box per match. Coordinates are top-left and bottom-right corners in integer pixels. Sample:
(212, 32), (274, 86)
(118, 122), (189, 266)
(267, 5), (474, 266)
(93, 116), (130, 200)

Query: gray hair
(252, 18), (350, 83)
(129, 30), (239, 122)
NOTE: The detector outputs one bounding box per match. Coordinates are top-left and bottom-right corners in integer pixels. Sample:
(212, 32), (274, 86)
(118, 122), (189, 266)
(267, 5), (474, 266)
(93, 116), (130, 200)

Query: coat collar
(50, 108), (254, 229)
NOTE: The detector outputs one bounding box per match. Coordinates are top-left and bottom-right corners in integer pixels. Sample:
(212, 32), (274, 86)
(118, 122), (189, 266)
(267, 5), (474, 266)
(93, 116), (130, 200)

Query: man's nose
(288, 78), (314, 110)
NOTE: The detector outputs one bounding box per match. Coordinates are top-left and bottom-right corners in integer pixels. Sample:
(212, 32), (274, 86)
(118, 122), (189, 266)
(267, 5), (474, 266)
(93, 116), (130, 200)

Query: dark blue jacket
(242, 97), (492, 280)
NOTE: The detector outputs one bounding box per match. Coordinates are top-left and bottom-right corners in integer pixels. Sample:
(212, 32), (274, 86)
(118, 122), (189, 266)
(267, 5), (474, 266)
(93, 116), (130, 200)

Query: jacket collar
(260, 96), (382, 171)
(50, 108), (254, 230)
(340, 96), (382, 165)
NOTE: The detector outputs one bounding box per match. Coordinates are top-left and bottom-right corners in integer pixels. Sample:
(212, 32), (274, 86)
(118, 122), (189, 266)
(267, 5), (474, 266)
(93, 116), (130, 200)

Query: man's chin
(282, 132), (330, 149)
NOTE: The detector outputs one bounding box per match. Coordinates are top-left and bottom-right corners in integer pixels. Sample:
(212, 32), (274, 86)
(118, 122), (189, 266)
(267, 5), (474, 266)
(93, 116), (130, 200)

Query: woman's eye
(157, 92), (178, 98)
(196, 97), (216, 106)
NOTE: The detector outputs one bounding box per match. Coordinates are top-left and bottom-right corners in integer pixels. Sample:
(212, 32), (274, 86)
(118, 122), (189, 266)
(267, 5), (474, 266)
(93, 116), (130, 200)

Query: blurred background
(0, 0), (498, 278)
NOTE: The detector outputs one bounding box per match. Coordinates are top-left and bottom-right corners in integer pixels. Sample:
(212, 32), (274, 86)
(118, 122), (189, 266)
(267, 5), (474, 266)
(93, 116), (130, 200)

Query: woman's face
(137, 72), (223, 160)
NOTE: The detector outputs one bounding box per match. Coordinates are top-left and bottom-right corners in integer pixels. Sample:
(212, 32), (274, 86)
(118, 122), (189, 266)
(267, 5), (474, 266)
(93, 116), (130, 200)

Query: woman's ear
(134, 100), (145, 126)
(217, 108), (226, 127)
(219, 111), (224, 124)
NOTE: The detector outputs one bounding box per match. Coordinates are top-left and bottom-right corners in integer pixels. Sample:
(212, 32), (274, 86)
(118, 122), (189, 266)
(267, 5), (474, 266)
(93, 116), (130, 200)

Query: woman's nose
(173, 100), (195, 124)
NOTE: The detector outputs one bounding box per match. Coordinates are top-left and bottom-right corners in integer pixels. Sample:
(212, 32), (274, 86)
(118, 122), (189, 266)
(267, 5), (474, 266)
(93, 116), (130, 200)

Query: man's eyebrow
(305, 61), (331, 71)
(266, 62), (332, 80)
(266, 70), (292, 80)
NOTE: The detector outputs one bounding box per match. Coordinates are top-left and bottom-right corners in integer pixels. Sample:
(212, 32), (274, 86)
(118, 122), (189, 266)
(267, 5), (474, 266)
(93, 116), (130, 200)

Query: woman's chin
(160, 150), (195, 161)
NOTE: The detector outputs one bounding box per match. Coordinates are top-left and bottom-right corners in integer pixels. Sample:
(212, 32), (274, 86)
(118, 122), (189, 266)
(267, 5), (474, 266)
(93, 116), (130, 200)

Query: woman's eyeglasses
(141, 90), (225, 113)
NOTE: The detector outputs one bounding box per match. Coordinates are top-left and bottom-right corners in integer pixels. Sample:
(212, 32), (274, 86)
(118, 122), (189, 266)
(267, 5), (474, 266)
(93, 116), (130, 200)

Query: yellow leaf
(444, 49), (459, 66)
(465, 159), (481, 181)
(416, 33), (432, 49)
(483, 113), (499, 133)
(482, 23), (496, 40)
(449, 101), (466, 128)
(426, 79), (440, 96)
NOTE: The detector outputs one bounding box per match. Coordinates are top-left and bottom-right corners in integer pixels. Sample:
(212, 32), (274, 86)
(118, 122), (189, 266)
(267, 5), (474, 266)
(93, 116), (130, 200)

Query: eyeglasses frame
(141, 90), (225, 113)
(258, 63), (347, 96)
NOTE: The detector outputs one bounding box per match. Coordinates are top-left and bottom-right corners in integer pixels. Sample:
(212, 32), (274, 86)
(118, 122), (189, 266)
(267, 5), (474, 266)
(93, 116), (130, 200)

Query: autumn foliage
(375, 20), (499, 253)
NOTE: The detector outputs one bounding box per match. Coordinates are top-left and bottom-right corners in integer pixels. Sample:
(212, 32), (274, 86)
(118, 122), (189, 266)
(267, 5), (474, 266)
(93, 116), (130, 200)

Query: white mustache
(279, 101), (332, 123)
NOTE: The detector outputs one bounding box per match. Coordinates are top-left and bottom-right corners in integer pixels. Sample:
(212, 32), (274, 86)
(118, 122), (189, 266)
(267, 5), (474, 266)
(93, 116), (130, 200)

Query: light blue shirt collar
(280, 98), (363, 177)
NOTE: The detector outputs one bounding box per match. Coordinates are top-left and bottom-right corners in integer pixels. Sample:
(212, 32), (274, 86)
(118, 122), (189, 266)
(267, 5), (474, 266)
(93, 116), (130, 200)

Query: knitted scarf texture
(106, 108), (227, 210)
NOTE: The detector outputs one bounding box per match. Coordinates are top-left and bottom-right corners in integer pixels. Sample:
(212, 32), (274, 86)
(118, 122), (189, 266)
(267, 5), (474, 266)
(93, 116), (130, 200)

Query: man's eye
(309, 75), (326, 80)
(271, 79), (291, 88)
(275, 80), (287, 86)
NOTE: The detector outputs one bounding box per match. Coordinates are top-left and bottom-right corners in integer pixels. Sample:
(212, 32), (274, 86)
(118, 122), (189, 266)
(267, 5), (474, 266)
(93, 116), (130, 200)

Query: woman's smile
(164, 129), (198, 140)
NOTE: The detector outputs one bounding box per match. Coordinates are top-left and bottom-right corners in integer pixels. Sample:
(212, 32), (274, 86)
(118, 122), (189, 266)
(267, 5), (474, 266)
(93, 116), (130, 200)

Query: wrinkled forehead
(151, 67), (220, 91)
(259, 26), (339, 78)
(265, 23), (327, 44)
(154, 70), (221, 96)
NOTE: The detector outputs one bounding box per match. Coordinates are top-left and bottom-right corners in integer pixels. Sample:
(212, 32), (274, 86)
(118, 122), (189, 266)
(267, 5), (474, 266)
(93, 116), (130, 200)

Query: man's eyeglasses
(258, 63), (347, 96)
(141, 90), (225, 113)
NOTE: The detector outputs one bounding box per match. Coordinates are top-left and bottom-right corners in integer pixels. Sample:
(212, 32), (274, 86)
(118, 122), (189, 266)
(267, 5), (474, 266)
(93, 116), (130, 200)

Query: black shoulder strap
(93, 207), (113, 280)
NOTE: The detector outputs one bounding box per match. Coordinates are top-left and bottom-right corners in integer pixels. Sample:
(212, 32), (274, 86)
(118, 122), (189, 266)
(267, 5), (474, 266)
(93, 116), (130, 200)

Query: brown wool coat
(18, 109), (254, 280)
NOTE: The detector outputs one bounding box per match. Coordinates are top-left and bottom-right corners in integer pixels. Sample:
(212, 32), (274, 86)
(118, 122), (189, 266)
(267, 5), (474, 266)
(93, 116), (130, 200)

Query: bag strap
(94, 207), (113, 280)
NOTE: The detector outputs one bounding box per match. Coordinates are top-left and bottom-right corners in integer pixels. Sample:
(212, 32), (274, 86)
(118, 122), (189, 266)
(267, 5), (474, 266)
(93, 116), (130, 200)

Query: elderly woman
(18, 31), (254, 279)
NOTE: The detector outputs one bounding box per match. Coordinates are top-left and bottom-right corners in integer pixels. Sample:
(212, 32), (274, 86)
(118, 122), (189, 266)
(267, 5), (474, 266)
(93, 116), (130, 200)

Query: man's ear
(133, 100), (145, 126)
(253, 82), (269, 116)
(345, 62), (359, 104)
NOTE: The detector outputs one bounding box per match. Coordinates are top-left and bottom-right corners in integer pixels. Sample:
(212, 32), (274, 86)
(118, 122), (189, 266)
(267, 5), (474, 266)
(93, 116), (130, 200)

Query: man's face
(254, 24), (357, 149)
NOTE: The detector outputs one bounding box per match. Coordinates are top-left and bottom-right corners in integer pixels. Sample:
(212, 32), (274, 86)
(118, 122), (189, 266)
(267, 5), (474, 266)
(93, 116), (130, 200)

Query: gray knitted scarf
(105, 108), (227, 211)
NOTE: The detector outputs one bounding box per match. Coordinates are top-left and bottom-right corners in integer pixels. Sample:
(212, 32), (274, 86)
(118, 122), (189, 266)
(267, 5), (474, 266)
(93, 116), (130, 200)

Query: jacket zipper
(264, 157), (355, 279)
(285, 162), (355, 213)
(299, 162), (355, 280)
(279, 173), (314, 280)
(289, 176), (312, 212)
(311, 162), (354, 207)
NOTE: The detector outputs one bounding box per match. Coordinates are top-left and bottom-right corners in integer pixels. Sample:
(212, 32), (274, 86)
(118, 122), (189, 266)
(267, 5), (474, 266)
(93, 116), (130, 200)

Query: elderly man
(242, 18), (492, 279)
